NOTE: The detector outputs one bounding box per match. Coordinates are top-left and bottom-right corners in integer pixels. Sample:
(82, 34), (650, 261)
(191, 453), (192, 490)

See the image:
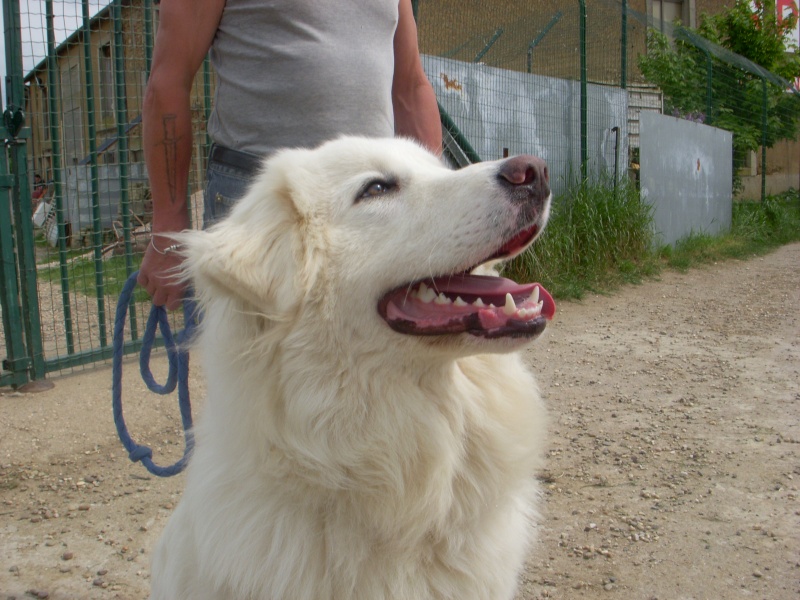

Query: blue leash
(112, 271), (198, 477)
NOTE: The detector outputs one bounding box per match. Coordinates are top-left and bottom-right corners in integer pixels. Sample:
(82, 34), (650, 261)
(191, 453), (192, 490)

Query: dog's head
(181, 136), (554, 355)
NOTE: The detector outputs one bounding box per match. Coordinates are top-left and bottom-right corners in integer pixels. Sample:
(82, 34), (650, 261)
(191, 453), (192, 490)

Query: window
(99, 43), (114, 121)
(41, 85), (50, 141)
(61, 62), (85, 165)
(650, 0), (695, 31)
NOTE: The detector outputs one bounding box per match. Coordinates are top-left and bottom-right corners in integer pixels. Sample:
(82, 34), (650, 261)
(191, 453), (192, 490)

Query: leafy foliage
(699, 1), (799, 77)
(638, 0), (800, 178)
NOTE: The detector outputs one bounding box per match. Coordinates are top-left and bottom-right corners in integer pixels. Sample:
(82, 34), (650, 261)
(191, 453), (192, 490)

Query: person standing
(138, 0), (442, 310)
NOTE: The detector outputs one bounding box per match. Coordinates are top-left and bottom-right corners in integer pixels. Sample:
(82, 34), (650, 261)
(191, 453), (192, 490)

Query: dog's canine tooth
(417, 284), (437, 303)
(434, 293), (452, 305)
(454, 296), (468, 307)
(503, 293), (517, 316)
(530, 287), (540, 305)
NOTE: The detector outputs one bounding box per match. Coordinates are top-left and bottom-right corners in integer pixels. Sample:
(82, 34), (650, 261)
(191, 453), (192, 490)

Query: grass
(504, 177), (658, 299)
(660, 191), (800, 269)
(505, 183), (800, 300)
(36, 246), (148, 303)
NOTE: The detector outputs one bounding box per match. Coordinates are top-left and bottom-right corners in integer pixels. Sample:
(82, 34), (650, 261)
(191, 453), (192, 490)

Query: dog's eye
(358, 179), (397, 201)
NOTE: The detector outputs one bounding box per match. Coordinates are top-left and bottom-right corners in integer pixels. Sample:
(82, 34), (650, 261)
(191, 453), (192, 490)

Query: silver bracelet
(150, 235), (182, 255)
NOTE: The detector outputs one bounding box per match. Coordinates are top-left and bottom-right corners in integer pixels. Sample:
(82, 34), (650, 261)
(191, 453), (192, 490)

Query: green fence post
(0, 69), (29, 386)
(527, 11), (563, 74)
(83, 0), (108, 349)
(473, 28), (503, 63)
(0, 156), (30, 387)
(203, 57), (212, 155)
(439, 103), (481, 164)
(579, 0), (588, 181)
(113, 0), (138, 339)
(2, 0), (45, 382)
(761, 76), (768, 203)
(621, 0), (628, 89)
(144, 0), (153, 78)
(705, 52), (713, 125)
(45, 0), (76, 355)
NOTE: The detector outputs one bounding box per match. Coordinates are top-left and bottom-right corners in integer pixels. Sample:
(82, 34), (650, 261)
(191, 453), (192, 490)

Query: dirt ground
(1, 243), (798, 600)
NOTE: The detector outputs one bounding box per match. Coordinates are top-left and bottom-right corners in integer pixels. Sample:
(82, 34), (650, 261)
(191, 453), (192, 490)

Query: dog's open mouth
(378, 224), (556, 339)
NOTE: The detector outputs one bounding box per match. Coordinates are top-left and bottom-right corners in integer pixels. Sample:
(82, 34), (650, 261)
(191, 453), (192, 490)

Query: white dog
(150, 137), (555, 600)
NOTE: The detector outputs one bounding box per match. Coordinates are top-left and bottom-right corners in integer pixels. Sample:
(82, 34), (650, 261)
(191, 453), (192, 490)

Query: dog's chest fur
(152, 342), (545, 600)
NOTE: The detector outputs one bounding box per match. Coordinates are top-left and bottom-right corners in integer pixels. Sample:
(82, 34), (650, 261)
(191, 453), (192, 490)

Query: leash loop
(112, 271), (197, 477)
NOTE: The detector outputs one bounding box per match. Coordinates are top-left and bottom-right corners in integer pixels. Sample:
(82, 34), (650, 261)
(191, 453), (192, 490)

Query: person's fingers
(165, 292), (183, 312)
(137, 245), (187, 309)
(152, 286), (169, 307)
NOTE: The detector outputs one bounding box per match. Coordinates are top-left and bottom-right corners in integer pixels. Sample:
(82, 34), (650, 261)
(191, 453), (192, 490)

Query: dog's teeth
(503, 294), (517, 316)
(530, 287), (540, 305)
(473, 298), (486, 308)
(417, 285), (437, 303)
(434, 293), (452, 305)
(454, 296), (467, 307)
(536, 300), (544, 312)
(489, 303), (497, 309)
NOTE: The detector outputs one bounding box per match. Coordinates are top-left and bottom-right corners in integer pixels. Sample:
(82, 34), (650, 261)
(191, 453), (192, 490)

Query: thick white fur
(150, 137), (548, 600)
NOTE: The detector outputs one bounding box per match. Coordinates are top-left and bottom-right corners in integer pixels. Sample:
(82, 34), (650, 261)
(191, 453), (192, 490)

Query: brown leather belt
(209, 144), (262, 175)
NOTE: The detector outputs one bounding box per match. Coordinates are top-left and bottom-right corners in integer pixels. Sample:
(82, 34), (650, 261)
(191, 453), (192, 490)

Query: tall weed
(504, 178), (654, 299)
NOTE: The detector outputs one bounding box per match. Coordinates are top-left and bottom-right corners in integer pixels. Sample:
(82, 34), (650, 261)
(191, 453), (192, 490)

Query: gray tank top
(207, 0), (398, 156)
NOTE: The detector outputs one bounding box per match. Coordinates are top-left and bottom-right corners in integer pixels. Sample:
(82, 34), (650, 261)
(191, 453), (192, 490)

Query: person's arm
(137, 0), (225, 309)
(392, 0), (442, 155)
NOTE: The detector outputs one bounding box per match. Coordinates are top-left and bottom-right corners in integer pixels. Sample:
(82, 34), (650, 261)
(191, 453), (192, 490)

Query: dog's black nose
(497, 155), (550, 210)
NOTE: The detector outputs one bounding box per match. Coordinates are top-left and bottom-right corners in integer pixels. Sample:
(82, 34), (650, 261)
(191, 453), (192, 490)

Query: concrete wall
(639, 111), (732, 246)
(739, 138), (800, 200)
(424, 55), (629, 196)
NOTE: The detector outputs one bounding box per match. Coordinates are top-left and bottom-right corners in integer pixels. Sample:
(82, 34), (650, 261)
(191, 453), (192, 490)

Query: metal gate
(0, 0), (210, 388)
(1, 0), (45, 387)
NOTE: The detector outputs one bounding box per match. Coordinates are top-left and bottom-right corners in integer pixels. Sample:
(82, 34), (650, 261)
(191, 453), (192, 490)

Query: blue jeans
(203, 156), (256, 229)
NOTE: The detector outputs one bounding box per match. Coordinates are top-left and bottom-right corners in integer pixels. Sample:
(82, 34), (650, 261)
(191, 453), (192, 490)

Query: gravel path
(1, 243), (799, 599)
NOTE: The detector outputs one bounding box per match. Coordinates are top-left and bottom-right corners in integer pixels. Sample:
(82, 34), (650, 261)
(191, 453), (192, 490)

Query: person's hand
(137, 237), (186, 310)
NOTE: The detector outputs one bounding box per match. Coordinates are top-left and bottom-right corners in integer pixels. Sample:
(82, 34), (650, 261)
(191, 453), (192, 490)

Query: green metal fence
(418, 0), (645, 181)
(1, 0), (798, 387)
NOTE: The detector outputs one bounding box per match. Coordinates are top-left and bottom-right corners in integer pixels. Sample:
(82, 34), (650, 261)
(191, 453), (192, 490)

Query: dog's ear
(179, 157), (315, 319)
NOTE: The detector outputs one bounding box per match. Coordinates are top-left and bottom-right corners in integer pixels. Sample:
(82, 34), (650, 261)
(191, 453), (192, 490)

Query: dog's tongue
(427, 274), (534, 298)
(379, 274), (556, 339)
